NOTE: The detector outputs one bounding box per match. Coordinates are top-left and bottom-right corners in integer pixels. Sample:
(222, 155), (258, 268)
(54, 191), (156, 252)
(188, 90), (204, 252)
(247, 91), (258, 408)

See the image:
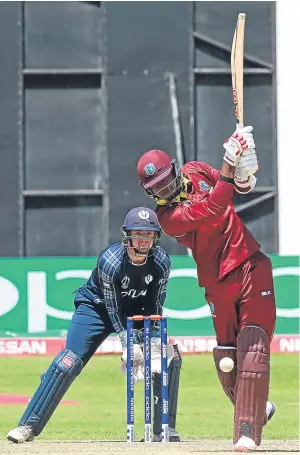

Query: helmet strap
(129, 237), (148, 257)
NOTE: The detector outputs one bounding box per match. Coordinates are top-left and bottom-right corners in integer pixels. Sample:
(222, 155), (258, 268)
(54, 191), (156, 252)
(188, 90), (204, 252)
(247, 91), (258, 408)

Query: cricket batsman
(7, 207), (182, 443)
(136, 126), (276, 452)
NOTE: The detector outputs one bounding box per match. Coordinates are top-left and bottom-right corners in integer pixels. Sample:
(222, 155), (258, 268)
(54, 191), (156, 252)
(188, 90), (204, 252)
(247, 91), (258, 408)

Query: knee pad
(213, 346), (237, 404)
(234, 326), (270, 446)
(19, 349), (84, 435)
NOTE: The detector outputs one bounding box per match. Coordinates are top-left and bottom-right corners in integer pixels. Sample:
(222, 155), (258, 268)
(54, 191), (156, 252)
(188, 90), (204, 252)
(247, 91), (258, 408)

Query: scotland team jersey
(74, 242), (171, 334)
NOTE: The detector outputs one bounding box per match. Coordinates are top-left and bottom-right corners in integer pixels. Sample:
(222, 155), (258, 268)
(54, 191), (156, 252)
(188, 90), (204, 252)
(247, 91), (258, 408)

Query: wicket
(126, 315), (169, 443)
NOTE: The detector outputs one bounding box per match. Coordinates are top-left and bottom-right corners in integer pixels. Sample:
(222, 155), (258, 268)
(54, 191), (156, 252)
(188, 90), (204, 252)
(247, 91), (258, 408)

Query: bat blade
(231, 13), (246, 128)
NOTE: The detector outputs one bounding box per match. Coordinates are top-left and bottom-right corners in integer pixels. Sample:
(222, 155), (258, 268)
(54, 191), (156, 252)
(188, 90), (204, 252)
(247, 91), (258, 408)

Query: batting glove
(234, 149), (259, 182)
(121, 343), (144, 367)
(223, 126), (255, 166)
(150, 339), (175, 373)
(120, 360), (145, 383)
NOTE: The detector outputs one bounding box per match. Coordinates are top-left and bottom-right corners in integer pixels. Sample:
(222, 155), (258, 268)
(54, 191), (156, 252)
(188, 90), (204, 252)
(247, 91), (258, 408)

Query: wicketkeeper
(137, 126), (276, 452)
(7, 207), (182, 443)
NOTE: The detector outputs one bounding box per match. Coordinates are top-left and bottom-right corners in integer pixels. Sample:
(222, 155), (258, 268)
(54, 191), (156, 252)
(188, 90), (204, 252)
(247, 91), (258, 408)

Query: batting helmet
(123, 207), (160, 232)
(122, 207), (161, 247)
(137, 149), (182, 200)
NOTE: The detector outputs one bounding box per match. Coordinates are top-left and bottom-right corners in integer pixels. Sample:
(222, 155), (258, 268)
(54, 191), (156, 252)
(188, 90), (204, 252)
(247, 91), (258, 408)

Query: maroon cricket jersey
(157, 161), (260, 287)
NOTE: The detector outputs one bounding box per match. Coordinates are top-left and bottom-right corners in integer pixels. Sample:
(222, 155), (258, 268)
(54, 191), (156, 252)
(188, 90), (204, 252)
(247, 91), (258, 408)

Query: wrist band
(220, 175), (234, 184)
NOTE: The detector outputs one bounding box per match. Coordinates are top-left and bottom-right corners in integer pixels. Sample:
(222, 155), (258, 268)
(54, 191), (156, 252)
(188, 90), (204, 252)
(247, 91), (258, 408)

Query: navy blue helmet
(122, 207), (161, 248)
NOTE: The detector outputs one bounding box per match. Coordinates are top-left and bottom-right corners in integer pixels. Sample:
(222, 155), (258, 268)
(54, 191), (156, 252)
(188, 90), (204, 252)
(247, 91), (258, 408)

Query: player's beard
(151, 173), (182, 201)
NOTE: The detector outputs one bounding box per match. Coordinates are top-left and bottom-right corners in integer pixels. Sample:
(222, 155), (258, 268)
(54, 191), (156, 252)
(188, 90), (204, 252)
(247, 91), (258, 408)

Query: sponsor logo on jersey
(121, 289), (148, 299)
(261, 290), (272, 296)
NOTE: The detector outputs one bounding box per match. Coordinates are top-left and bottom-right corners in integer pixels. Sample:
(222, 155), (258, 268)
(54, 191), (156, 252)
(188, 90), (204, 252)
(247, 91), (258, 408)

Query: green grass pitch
(0, 353), (298, 441)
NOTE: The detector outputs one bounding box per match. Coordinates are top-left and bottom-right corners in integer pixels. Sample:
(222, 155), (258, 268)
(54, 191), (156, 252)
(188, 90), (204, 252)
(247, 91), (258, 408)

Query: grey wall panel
(0, 3), (22, 256)
(106, 2), (190, 74)
(100, 79), (185, 252)
(234, 196), (275, 254)
(23, 1), (108, 257)
(25, 84), (105, 190)
(0, 1), (278, 257)
(24, 1), (103, 69)
(195, 74), (274, 186)
(194, 1), (277, 253)
(106, 1), (190, 254)
(106, 74), (175, 230)
(195, 1), (273, 64)
(25, 197), (106, 256)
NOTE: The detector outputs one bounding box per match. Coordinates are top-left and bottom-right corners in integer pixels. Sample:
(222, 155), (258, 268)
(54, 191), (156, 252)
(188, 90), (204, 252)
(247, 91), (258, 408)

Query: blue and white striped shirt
(75, 242), (171, 334)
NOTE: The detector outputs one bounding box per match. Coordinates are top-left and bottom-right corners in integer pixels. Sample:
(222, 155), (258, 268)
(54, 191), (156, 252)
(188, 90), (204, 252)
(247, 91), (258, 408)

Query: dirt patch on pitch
(0, 393), (79, 405)
(0, 440), (298, 455)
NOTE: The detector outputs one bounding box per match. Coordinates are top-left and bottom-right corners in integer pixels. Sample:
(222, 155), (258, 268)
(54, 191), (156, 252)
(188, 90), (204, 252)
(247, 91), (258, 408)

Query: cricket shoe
(266, 401), (276, 423)
(7, 424), (35, 444)
(234, 436), (256, 452)
(153, 427), (181, 442)
(234, 402), (276, 452)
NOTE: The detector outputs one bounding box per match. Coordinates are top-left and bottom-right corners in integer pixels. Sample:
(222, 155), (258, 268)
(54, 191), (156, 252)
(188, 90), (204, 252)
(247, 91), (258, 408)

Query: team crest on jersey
(199, 180), (211, 192)
(145, 274), (153, 284)
(121, 276), (130, 289)
(144, 163), (156, 176)
(138, 210), (150, 220)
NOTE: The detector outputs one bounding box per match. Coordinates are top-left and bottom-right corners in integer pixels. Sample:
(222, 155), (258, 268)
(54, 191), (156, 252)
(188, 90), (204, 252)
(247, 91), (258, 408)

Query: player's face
(129, 230), (156, 253)
(151, 171), (181, 201)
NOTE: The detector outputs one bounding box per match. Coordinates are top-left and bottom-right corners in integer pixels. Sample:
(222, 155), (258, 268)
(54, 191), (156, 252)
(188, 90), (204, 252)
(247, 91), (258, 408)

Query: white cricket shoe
(234, 436), (256, 452)
(7, 424), (35, 443)
(266, 401), (276, 423)
(234, 402), (276, 452)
